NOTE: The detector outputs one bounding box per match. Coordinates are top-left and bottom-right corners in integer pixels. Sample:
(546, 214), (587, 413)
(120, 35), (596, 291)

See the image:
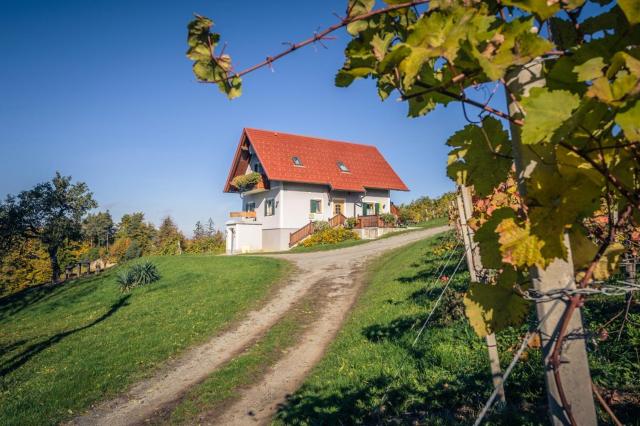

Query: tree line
(0, 173), (225, 297)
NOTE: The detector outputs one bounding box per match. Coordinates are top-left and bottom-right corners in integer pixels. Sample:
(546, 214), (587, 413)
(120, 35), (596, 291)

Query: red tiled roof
(224, 128), (409, 193)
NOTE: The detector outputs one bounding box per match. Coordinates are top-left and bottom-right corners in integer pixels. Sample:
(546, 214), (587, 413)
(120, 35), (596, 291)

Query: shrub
(345, 217), (357, 229)
(231, 172), (262, 191)
(301, 227), (360, 247)
(185, 233), (225, 254)
(109, 237), (131, 262)
(87, 247), (101, 262)
(379, 213), (397, 226)
(116, 261), (160, 292)
(313, 221), (330, 232)
(123, 240), (142, 261)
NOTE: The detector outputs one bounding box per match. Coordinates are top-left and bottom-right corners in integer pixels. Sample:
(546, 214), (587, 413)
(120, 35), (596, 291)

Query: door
(333, 199), (345, 216)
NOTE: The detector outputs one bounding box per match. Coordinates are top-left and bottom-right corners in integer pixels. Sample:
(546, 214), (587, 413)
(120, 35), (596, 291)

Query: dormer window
(337, 161), (350, 173)
(292, 156), (303, 167)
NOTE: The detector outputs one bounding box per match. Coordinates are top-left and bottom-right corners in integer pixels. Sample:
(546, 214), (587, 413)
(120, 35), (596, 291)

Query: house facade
(224, 129), (409, 253)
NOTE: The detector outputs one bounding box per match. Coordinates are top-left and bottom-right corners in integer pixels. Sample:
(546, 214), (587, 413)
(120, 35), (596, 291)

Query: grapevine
(185, 0), (640, 423)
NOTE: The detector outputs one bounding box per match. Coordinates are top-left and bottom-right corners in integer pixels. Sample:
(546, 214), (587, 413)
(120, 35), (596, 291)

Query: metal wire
(519, 280), (640, 302)
(412, 246), (468, 346)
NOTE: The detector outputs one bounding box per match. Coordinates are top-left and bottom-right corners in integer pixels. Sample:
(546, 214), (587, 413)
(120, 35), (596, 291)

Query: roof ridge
(243, 128), (377, 149)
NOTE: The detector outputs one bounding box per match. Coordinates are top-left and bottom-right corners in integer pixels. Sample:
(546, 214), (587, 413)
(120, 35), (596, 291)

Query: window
(264, 198), (275, 216)
(245, 201), (256, 212)
(310, 199), (322, 214)
(362, 202), (374, 216)
(337, 161), (350, 172)
(292, 156), (303, 167)
(252, 162), (263, 173)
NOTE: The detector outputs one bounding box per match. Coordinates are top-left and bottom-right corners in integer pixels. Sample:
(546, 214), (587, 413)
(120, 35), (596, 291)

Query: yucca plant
(116, 261), (160, 292)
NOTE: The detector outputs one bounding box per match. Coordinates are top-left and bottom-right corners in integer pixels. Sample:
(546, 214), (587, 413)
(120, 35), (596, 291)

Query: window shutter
(375, 203), (381, 215)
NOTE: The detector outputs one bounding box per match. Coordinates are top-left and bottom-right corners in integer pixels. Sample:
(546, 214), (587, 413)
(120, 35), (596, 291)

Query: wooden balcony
(355, 215), (396, 229)
(229, 211), (257, 219)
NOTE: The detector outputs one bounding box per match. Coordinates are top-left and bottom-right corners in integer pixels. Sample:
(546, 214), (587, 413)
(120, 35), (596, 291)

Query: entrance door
(333, 199), (345, 216)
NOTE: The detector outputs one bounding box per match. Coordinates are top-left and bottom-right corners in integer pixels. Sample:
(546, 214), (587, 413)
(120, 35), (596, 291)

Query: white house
(224, 128), (409, 253)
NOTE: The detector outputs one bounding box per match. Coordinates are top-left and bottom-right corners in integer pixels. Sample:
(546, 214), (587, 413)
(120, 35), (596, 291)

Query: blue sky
(0, 0), (495, 234)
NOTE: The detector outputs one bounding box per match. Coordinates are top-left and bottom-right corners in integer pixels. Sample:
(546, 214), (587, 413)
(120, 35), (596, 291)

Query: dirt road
(72, 226), (447, 426)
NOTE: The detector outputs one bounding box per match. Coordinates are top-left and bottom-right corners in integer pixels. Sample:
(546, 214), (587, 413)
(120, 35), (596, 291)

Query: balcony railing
(355, 215), (396, 228)
(229, 211), (257, 219)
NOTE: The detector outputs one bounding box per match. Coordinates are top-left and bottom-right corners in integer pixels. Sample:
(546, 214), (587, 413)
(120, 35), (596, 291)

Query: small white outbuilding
(225, 219), (262, 254)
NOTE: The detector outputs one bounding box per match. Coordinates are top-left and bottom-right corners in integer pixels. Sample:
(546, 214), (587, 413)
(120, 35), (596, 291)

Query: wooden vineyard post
(456, 186), (506, 403)
(505, 60), (597, 425)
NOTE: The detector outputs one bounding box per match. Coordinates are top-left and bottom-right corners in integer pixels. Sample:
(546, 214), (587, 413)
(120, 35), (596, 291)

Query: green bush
(231, 172), (262, 191)
(87, 247), (101, 262)
(379, 213), (397, 225)
(186, 233), (225, 254)
(116, 261), (160, 292)
(345, 217), (357, 229)
(123, 240), (142, 261)
(301, 228), (360, 247)
(313, 221), (330, 232)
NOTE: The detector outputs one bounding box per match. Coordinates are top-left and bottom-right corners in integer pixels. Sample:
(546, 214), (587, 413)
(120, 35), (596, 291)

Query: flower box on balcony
(230, 172), (268, 193)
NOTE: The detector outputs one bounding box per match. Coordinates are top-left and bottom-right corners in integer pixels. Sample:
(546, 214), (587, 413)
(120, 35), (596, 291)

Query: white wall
(225, 221), (263, 254)
(241, 183), (282, 230)
(281, 182), (331, 229)
(232, 183), (392, 238)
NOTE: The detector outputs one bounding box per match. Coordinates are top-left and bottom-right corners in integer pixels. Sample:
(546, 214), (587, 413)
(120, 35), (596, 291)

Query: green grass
(0, 255), (288, 426)
(413, 216), (449, 228)
(273, 234), (548, 425)
(273, 232), (639, 425)
(168, 294), (318, 424)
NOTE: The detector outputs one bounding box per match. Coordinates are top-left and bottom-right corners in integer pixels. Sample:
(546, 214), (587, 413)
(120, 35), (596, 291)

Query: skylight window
(292, 156), (303, 166)
(337, 161), (350, 172)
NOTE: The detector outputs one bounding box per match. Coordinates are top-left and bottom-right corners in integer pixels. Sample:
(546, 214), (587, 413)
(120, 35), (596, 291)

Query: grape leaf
(501, 0), (560, 21)
(573, 57), (606, 82)
(619, 0), (640, 25)
(446, 117), (512, 197)
(496, 216), (548, 268)
(616, 101), (640, 142)
(186, 15), (242, 99)
(474, 207), (517, 269)
(569, 228), (626, 280)
(470, 17), (553, 80)
(464, 266), (530, 337)
(520, 88), (581, 145)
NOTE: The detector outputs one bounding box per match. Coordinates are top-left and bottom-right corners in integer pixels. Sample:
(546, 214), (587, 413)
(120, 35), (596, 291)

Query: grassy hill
(0, 255), (287, 426)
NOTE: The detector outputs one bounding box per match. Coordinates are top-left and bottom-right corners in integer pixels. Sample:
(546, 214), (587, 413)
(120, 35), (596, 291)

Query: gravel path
(71, 226), (448, 426)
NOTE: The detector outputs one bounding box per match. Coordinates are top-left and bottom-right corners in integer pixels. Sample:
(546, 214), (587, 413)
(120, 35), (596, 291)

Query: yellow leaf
(496, 217), (548, 268)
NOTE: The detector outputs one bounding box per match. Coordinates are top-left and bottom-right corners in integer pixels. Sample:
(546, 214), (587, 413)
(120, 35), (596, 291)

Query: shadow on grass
(0, 272), (113, 321)
(0, 295), (130, 377)
(275, 372), (521, 425)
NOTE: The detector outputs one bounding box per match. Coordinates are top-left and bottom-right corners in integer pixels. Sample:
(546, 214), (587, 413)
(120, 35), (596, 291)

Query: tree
(82, 211), (115, 248)
(155, 216), (184, 255)
(0, 172), (97, 283)
(186, 219), (224, 254)
(186, 1), (640, 423)
(115, 212), (156, 254)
